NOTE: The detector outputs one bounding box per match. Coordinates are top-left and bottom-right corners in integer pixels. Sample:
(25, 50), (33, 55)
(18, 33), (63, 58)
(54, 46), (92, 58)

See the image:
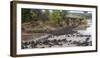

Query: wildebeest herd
(21, 33), (92, 49)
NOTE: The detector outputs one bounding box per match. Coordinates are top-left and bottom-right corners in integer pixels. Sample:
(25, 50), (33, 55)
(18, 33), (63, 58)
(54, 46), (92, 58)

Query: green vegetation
(48, 10), (62, 25)
(22, 9), (31, 23)
(21, 8), (91, 32)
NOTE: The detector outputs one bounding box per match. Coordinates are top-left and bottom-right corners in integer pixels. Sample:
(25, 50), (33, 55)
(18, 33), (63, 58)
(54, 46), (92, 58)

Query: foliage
(48, 10), (62, 25)
(22, 8), (89, 31)
(22, 8), (31, 23)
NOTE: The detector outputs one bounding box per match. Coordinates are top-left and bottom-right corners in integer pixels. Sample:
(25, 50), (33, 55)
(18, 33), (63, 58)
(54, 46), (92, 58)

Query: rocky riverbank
(21, 33), (92, 49)
(21, 20), (92, 49)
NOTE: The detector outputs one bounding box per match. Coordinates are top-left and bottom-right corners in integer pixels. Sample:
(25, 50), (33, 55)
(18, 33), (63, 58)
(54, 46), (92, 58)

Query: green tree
(48, 10), (62, 25)
(22, 8), (31, 23)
